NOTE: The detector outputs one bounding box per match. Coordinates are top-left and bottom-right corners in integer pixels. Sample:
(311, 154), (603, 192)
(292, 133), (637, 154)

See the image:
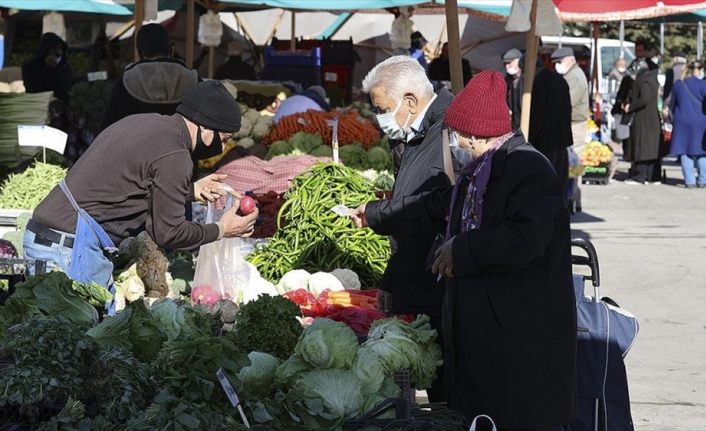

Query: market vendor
(358, 55), (457, 403)
(24, 80), (259, 311)
(352, 71), (577, 430)
(21, 32), (74, 102)
(100, 23), (199, 131)
(272, 85), (330, 123)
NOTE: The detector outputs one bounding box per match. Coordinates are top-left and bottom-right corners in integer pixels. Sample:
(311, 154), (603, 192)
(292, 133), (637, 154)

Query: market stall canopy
(553, 0), (706, 21)
(0, 0), (132, 15)
(220, 0), (511, 16)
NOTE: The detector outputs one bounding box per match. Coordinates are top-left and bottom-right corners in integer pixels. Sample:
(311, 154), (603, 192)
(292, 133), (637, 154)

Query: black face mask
(192, 126), (224, 160)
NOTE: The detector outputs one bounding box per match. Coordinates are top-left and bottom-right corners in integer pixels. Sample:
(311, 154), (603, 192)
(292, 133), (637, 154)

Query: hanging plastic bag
(198, 10), (223, 47)
(191, 194), (250, 306)
(390, 7), (414, 51)
(43, 12), (66, 40)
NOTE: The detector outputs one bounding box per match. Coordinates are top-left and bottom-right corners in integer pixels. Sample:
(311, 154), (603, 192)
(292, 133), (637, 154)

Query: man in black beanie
(26, 81), (258, 299)
(100, 23), (199, 131)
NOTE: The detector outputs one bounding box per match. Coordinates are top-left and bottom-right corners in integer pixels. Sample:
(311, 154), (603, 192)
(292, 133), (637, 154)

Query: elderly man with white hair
(358, 55), (456, 403)
(552, 47), (589, 155)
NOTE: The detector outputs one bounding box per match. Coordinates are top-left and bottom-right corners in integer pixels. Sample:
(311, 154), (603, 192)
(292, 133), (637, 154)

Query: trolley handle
(571, 237), (600, 293)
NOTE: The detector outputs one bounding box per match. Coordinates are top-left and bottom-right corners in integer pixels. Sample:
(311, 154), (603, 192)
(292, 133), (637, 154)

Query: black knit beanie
(176, 80), (241, 133)
(137, 23), (171, 59)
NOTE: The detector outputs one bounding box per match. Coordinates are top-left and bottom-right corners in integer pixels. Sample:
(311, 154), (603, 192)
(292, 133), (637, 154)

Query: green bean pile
(247, 163), (390, 287)
(0, 162), (66, 209)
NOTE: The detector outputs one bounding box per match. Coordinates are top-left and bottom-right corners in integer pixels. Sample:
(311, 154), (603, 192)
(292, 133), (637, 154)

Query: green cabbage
(150, 299), (215, 340)
(264, 140), (292, 160)
(285, 369), (364, 428)
(289, 132), (322, 153)
(351, 347), (386, 395)
(338, 143), (368, 170)
(86, 300), (166, 362)
(362, 315), (443, 389)
(294, 318), (358, 369)
(361, 376), (401, 414)
(274, 353), (312, 388)
(237, 352), (280, 399)
(366, 146), (393, 171)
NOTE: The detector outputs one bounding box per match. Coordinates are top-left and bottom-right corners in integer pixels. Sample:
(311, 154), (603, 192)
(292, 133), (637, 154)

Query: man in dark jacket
(353, 71), (576, 430)
(100, 23), (198, 131)
(360, 55), (457, 402)
(529, 67), (573, 197)
(428, 42), (472, 86)
(215, 38), (257, 81)
(22, 32), (74, 102)
(26, 81), (258, 297)
(503, 48), (524, 131)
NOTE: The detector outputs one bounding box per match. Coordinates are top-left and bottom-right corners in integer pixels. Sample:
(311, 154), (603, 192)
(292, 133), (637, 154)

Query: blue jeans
(680, 154), (706, 186)
(23, 228), (116, 314)
(23, 229), (74, 276)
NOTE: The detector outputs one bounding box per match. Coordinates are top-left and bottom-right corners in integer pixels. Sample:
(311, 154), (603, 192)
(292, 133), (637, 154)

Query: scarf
(446, 132), (515, 237)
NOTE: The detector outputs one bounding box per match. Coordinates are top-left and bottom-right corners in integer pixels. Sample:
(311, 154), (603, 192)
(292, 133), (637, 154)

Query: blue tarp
(0, 0), (132, 15)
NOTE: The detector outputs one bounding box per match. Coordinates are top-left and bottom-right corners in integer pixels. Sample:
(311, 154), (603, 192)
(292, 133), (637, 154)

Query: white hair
(362, 55), (434, 100)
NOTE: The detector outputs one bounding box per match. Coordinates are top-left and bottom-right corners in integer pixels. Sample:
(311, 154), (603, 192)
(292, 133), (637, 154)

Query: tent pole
(208, 46), (215, 78)
(186, 0), (195, 68)
(696, 21), (704, 58)
(660, 21), (665, 57)
(134, 0), (144, 61)
(591, 21), (599, 99)
(619, 20), (624, 58)
(519, 0), (538, 139)
(445, 0), (463, 94)
(290, 11), (296, 50)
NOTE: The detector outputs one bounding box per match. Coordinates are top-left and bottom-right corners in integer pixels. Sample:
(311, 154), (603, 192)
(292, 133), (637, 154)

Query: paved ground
(572, 157), (706, 430)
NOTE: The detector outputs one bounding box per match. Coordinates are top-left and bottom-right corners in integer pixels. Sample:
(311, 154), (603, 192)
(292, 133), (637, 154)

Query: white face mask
(448, 130), (473, 166)
(505, 66), (519, 76)
(617, 67), (626, 73)
(375, 98), (411, 140)
(555, 62), (567, 75)
(695, 71), (705, 80)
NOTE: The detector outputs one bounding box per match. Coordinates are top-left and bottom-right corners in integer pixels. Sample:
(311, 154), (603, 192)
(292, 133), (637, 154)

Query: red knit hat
(444, 70), (511, 137)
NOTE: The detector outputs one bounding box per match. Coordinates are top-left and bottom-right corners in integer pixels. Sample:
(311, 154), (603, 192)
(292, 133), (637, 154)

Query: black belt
(27, 219), (75, 249)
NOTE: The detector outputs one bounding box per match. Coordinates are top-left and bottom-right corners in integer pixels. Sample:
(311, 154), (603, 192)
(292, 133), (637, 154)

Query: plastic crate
(263, 46), (321, 67)
(393, 369), (415, 405)
(582, 163), (611, 185)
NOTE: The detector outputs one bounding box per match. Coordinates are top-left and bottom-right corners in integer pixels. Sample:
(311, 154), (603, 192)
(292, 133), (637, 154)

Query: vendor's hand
(623, 103), (630, 113)
(351, 203), (368, 228)
(195, 174), (238, 203)
(431, 237), (455, 279)
(219, 205), (259, 238)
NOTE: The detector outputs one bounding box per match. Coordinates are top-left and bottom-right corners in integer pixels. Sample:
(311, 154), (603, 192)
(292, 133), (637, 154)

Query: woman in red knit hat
(353, 70), (577, 431)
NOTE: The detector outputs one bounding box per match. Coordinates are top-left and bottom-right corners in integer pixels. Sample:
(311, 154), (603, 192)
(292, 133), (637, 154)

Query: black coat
(100, 58), (199, 132)
(506, 72), (524, 131)
(529, 68), (572, 188)
(626, 69), (662, 162)
(373, 134), (577, 428)
(365, 88), (457, 315)
(21, 33), (74, 102)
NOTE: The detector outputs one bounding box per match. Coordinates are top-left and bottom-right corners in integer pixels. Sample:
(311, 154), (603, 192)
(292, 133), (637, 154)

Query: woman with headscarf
(668, 60), (706, 188)
(352, 71), (576, 430)
(22, 32), (74, 102)
(623, 59), (663, 184)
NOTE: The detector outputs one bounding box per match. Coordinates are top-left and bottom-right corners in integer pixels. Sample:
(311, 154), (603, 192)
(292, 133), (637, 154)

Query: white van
(541, 36), (636, 97)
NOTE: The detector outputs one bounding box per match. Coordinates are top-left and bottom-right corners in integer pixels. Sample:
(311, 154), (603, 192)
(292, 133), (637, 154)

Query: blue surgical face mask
(375, 98), (411, 140)
(448, 130), (473, 166)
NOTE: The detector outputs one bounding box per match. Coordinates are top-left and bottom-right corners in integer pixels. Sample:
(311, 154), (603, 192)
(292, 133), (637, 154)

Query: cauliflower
(240, 263), (280, 304)
(235, 117), (253, 138)
(252, 120), (271, 139)
(114, 263), (146, 312)
(237, 137), (255, 149)
(276, 269), (311, 294)
(308, 272), (344, 296)
(244, 108), (261, 124)
(117, 232), (171, 299)
(331, 268), (361, 289)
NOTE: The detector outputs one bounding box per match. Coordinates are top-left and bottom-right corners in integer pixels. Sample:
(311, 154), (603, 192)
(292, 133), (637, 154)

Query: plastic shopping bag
(191, 196), (250, 306)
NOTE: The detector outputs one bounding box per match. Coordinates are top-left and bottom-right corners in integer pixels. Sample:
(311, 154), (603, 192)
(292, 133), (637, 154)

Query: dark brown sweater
(33, 113), (219, 250)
